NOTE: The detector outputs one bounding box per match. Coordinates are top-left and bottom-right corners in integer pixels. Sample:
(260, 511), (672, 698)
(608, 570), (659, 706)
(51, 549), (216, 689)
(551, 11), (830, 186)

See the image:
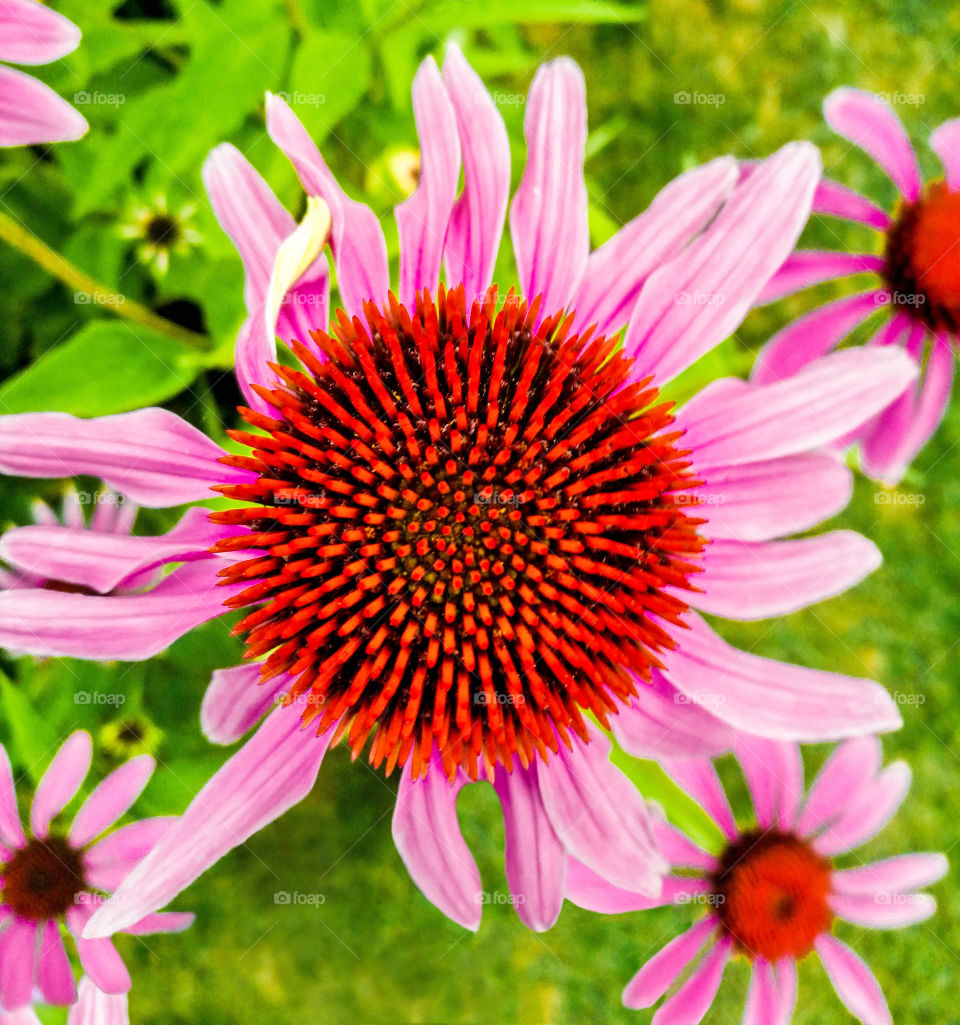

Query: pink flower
(0, 49), (916, 936)
(0, 731), (193, 1009)
(567, 736), (946, 1024)
(5, 977), (129, 1025)
(753, 88), (960, 483)
(0, 0), (87, 147)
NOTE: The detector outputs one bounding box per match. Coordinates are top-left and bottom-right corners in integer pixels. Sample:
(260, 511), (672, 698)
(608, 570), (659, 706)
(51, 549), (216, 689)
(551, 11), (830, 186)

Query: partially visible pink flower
(0, 731), (193, 1009)
(567, 736), (946, 1024)
(753, 88), (960, 483)
(0, 0), (87, 147)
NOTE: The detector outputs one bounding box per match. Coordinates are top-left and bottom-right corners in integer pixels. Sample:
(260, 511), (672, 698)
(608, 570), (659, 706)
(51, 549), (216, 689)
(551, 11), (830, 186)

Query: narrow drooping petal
(392, 758), (482, 931)
(0, 0), (81, 63)
(0, 409), (243, 507)
(266, 92), (388, 318)
(796, 736), (881, 836)
(37, 920), (76, 1004)
(0, 65), (87, 146)
(661, 758), (737, 839)
(824, 88), (921, 202)
(72, 930), (131, 994)
(758, 251), (885, 305)
(625, 142), (819, 383)
(201, 663), (287, 744)
(123, 910), (196, 935)
(735, 738), (803, 831)
(814, 763), (911, 857)
(743, 961), (778, 1025)
(690, 531), (880, 620)
(69, 756), (155, 849)
(396, 56), (460, 307)
(509, 58), (589, 316)
(0, 745), (26, 849)
(441, 43), (510, 302)
(773, 960), (799, 1024)
(67, 977), (128, 1025)
(622, 918), (716, 1010)
(812, 178), (890, 230)
(0, 917), (38, 1008)
(31, 731), (92, 839)
(651, 936), (731, 1025)
(84, 817), (175, 893)
(85, 708), (331, 938)
(572, 156), (737, 337)
(831, 890), (936, 928)
(491, 764), (565, 931)
(816, 934), (892, 1025)
(930, 118), (960, 191)
(832, 853), (949, 896)
(661, 614), (901, 740)
(566, 857), (706, 913)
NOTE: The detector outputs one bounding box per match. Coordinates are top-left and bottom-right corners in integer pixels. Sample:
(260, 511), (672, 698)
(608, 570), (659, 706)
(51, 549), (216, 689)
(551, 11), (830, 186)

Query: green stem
(0, 209), (211, 351)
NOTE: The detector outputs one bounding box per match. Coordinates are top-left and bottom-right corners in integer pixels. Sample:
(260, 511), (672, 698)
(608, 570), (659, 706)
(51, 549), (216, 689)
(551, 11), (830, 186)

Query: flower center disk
(2, 837), (87, 920)
(212, 286), (703, 779)
(712, 830), (832, 960)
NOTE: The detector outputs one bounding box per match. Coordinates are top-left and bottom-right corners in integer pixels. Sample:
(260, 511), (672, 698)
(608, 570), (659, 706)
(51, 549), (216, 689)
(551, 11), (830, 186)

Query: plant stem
(0, 209), (211, 351)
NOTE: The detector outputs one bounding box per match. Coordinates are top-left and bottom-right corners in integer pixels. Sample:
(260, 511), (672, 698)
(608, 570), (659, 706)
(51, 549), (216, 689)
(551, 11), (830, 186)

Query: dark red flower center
(2, 837), (87, 920)
(884, 180), (960, 332)
(712, 829), (833, 960)
(212, 286), (703, 779)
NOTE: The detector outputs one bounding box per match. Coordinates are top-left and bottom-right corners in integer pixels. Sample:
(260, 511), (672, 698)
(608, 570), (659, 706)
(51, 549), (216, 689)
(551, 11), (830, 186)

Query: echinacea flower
(0, 0), (87, 147)
(753, 88), (960, 483)
(566, 736), (946, 1024)
(0, 731), (193, 1009)
(10, 977), (129, 1025)
(117, 194), (202, 277)
(0, 49), (915, 937)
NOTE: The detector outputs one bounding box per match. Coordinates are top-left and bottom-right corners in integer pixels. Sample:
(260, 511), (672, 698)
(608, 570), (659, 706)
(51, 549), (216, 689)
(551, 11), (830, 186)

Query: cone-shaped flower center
(213, 286), (703, 779)
(884, 181), (960, 332)
(2, 837), (87, 920)
(712, 829), (832, 960)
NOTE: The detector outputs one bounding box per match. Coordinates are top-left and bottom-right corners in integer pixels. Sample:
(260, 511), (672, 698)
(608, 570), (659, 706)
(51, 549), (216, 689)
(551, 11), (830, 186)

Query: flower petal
(566, 858), (706, 913)
(0, 917), (38, 1009)
(0, 744), (26, 850)
(31, 730), (92, 839)
(812, 177), (890, 230)
(757, 251), (884, 305)
(0, 65), (86, 147)
(930, 118), (960, 191)
(833, 853), (949, 896)
(824, 88), (921, 202)
(84, 707), (331, 938)
(84, 817), (175, 892)
(815, 933), (892, 1025)
(121, 910), (195, 935)
(69, 755), (155, 849)
(831, 890), (936, 928)
(0, 408), (240, 507)
(796, 736), (881, 836)
(814, 762), (910, 857)
(441, 43), (510, 302)
(625, 142), (819, 383)
(201, 663), (287, 745)
(0, 0), (81, 63)
(66, 976), (128, 1025)
(734, 737), (804, 831)
(509, 58), (588, 316)
(651, 935), (731, 1025)
(74, 934), (131, 994)
(36, 920), (76, 1004)
(622, 918), (716, 1009)
(661, 758), (737, 840)
(743, 960), (778, 1025)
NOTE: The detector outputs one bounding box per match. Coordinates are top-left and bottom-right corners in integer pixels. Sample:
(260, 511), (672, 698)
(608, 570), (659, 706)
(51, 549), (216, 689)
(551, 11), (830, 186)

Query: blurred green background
(1, 0), (958, 1022)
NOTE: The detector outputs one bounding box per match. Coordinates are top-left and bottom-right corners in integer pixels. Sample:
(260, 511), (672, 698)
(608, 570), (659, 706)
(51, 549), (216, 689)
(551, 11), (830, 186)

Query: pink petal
(396, 56), (460, 307)
(758, 251), (884, 304)
(566, 858), (706, 913)
(814, 762), (910, 857)
(0, 408), (240, 507)
(84, 817), (176, 892)
(651, 935), (731, 1025)
(734, 737), (803, 831)
(833, 853), (948, 896)
(69, 755), (155, 849)
(74, 934), (130, 994)
(773, 958), (798, 1024)
(573, 156), (737, 337)
(660, 613), (902, 741)
(743, 961), (778, 1025)
(622, 918), (716, 1009)
(0, 561), (242, 661)
(815, 933), (892, 1025)
(537, 724), (666, 895)
(796, 736), (882, 836)
(831, 890), (936, 928)
(695, 454), (853, 543)
(0, 0), (81, 63)
(930, 118), (960, 191)
(690, 531), (881, 620)
(812, 178), (891, 230)
(682, 347), (917, 471)
(651, 818), (717, 871)
(0, 744), (26, 850)
(266, 92), (388, 319)
(84, 707), (331, 938)
(201, 663), (287, 745)
(0, 1006), (43, 1025)
(661, 758), (737, 840)
(0, 506), (238, 595)
(36, 920), (76, 1004)
(824, 88), (922, 202)
(625, 142), (819, 384)
(492, 763), (565, 932)
(0, 917), (38, 1009)
(391, 757), (482, 931)
(66, 976), (128, 1025)
(122, 910), (195, 935)
(0, 65), (86, 147)
(233, 310), (277, 417)
(509, 58), (589, 316)
(441, 43), (510, 303)
(31, 730), (92, 838)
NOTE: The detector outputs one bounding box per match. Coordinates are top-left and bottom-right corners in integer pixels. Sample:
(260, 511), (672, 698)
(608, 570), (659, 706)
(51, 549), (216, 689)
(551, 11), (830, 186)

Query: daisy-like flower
(0, 0), (87, 147)
(118, 194), (202, 276)
(0, 731), (193, 1009)
(10, 977), (129, 1025)
(753, 88), (960, 483)
(0, 49), (915, 937)
(566, 737), (947, 1024)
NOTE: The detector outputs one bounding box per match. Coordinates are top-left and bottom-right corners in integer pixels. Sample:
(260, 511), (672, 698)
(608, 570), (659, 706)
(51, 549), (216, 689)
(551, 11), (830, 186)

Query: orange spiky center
(211, 285), (704, 780)
(712, 830), (833, 961)
(2, 837), (87, 920)
(884, 180), (960, 332)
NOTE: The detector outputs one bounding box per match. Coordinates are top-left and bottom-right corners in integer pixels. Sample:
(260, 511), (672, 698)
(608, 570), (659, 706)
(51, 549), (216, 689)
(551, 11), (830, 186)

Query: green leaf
(420, 0), (647, 28)
(0, 672), (60, 785)
(0, 321), (202, 416)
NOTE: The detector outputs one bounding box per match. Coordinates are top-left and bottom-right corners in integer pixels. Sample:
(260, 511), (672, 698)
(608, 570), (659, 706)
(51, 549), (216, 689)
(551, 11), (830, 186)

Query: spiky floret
(211, 286), (703, 780)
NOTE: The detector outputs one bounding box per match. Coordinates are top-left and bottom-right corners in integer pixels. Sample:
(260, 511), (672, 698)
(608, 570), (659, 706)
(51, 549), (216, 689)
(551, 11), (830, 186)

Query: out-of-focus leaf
(0, 321), (202, 416)
(0, 672), (60, 786)
(419, 0), (647, 29)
